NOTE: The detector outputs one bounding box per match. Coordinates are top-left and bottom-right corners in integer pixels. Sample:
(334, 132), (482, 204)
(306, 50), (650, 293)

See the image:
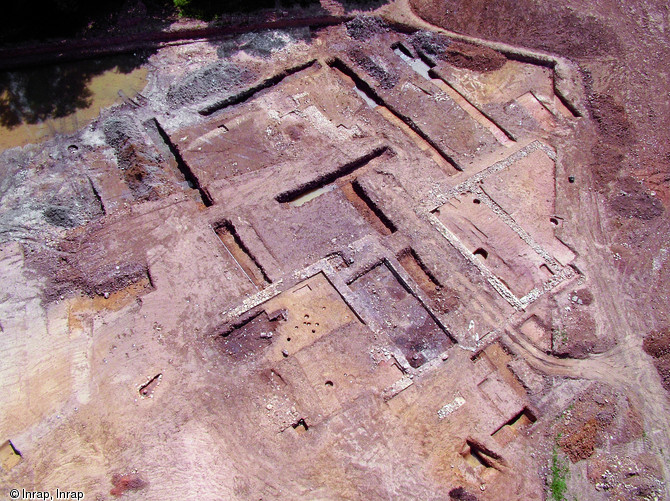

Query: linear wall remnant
(426, 140), (556, 211)
(553, 83), (582, 118)
(429, 210), (523, 310)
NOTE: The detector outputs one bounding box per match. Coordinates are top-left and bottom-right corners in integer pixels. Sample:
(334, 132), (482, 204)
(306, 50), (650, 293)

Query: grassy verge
(549, 447), (569, 500)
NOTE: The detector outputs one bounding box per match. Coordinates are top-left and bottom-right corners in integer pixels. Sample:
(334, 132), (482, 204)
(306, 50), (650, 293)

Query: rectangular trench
(398, 248), (441, 294)
(200, 59), (318, 115)
(327, 57), (461, 172)
(214, 221), (270, 288)
(392, 43), (516, 146)
(350, 261), (454, 368)
(150, 118), (213, 206)
(341, 180), (397, 236)
(275, 146), (388, 204)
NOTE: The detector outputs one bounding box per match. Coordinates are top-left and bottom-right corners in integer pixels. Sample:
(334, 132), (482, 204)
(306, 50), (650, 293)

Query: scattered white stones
(382, 376), (413, 402)
(437, 396), (465, 420)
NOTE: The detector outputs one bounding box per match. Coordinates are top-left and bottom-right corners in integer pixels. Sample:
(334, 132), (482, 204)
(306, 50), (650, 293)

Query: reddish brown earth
(644, 328), (670, 392)
(0, 1), (669, 500)
(110, 473), (147, 497)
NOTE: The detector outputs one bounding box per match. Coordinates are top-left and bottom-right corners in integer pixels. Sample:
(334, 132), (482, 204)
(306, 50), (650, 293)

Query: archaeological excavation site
(1, 0), (670, 499)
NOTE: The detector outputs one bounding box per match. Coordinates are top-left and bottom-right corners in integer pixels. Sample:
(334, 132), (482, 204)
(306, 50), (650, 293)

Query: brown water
(0, 57), (148, 151)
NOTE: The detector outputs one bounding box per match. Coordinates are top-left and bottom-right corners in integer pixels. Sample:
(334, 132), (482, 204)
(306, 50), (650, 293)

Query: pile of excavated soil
(408, 0), (670, 411)
(410, 30), (506, 72)
(644, 328), (670, 392)
(555, 384), (643, 463)
(408, 0), (669, 211)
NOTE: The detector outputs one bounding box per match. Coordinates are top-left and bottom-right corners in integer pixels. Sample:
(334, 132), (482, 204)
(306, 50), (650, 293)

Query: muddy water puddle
(393, 46), (431, 80)
(352, 86), (377, 109)
(0, 54), (148, 151)
(288, 184), (337, 207)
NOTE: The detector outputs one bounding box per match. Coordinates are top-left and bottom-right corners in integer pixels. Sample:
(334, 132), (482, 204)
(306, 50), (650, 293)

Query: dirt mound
(556, 384), (617, 462)
(449, 487), (479, 501)
(347, 48), (398, 89)
(216, 28), (312, 59)
(609, 177), (665, 221)
(585, 93), (634, 190)
(103, 116), (177, 201)
(110, 473), (147, 497)
(551, 307), (613, 359)
(32, 244), (151, 302)
(590, 142), (624, 188)
(410, 31), (506, 72)
(643, 328), (670, 393)
(587, 94), (634, 146)
(586, 451), (665, 499)
(555, 384), (644, 463)
(166, 61), (254, 107)
(345, 15), (389, 41)
(560, 419), (600, 462)
(0, 145), (105, 244)
(408, 0), (618, 59)
(71, 260), (150, 298)
(26, 213), (153, 301)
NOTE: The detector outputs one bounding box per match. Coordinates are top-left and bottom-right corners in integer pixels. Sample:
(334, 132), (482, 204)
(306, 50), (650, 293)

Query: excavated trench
(2, 7), (668, 501)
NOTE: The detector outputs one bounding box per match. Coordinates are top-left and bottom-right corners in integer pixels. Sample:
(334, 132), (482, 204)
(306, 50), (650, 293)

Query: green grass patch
(549, 448), (569, 501)
(552, 327), (568, 343)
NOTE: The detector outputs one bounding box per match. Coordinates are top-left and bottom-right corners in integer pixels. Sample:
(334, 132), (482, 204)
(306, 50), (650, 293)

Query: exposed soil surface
(109, 473), (147, 497)
(1, 1), (670, 500)
(410, 31), (507, 72)
(644, 328), (670, 392)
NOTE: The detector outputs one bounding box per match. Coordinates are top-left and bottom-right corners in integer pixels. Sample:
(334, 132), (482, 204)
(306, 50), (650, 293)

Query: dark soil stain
(643, 327), (670, 393)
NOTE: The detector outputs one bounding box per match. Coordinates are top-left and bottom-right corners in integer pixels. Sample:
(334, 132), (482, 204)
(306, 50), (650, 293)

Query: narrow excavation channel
(392, 45), (515, 147)
(327, 58), (461, 173)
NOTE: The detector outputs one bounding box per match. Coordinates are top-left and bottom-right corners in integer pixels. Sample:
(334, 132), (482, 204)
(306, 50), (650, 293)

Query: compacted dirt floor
(1, 1), (669, 500)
